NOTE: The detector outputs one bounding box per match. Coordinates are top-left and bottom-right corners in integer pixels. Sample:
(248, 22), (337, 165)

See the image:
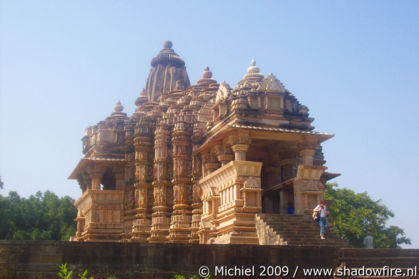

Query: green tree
(0, 191), (77, 240)
(325, 183), (410, 248)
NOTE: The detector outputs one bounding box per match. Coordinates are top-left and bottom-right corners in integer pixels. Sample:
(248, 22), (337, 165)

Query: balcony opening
(101, 168), (116, 190)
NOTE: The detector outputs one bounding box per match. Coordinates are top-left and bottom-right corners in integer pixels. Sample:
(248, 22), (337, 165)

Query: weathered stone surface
(69, 41), (340, 245)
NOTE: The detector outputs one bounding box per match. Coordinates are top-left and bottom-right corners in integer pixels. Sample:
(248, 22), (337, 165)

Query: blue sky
(1, 0), (418, 247)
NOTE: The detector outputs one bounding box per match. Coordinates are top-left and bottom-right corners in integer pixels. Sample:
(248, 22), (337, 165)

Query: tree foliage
(0, 191), (76, 240)
(325, 182), (410, 248)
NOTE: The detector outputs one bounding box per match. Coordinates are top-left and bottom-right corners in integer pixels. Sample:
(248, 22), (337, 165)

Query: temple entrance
(247, 140), (298, 214)
(262, 190), (281, 213)
(263, 183), (294, 214)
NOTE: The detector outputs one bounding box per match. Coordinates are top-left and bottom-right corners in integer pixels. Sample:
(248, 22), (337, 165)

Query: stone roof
(228, 124), (333, 136)
(68, 157), (126, 179)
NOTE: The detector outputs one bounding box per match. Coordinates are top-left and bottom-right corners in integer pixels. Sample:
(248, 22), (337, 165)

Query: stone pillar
(169, 122), (192, 243)
(90, 166), (104, 190)
(201, 151), (210, 177)
(294, 145), (325, 215)
(75, 211), (85, 239)
(231, 144), (249, 161)
(279, 190), (288, 214)
(227, 131), (251, 161)
(121, 120), (135, 241)
(203, 151), (220, 176)
(124, 120), (136, 185)
(214, 144), (234, 166)
(190, 140), (203, 243)
(300, 149), (316, 166)
(149, 124), (171, 242)
(132, 125), (153, 242)
(218, 154), (234, 166)
(114, 169), (125, 190)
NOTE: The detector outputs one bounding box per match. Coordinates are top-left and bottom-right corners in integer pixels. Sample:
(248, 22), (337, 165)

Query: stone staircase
(256, 213), (349, 247)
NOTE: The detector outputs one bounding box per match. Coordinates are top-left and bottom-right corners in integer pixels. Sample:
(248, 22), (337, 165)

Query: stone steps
(256, 213), (349, 247)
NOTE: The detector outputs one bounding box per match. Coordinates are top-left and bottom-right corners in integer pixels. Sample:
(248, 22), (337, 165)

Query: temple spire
(143, 41), (190, 102)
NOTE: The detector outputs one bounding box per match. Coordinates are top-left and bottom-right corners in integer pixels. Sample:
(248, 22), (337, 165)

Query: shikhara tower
(69, 41), (346, 246)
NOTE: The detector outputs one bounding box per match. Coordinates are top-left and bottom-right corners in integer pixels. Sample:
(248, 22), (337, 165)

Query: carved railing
(75, 190), (124, 225)
(198, 160), (262, 244)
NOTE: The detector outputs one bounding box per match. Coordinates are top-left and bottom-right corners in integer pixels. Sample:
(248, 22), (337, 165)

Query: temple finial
(114, 100), (124, 113)
(202, 66), (213, 79)
(247, 58), (260, 74)
(163, 40), (173, 49)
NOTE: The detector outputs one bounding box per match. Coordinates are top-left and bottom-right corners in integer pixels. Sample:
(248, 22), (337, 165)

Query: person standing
(363, 231), (374, 248)
(313, 200), (328, 240)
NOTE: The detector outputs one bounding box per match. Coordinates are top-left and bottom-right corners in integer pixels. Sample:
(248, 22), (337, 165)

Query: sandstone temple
(69, 41), (345, 246)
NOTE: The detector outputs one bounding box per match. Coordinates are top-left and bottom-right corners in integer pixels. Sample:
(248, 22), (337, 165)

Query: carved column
(300, 149), (316, 166)
(231, 144), (249, 161)
(203, 152), (220, 176)
(149, 124), (171, 242)
(201, 151), (209, 177)
(229, 131), (251, 161)
(169, 122), (193, 243)
(89, 165), (104, 190)
(294, 142), (324, 215)
(78, 172), (91, 192)
(75, 210), (85, 240)
(124, 120), (136, 185)
(190, 134), (203, 243)
(131, 124), (153, 241)
(263, 164), (282, 213)
(114, 169), (125, 190)
(122, 121), (135, 241)
(214, 144), (234, 166)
